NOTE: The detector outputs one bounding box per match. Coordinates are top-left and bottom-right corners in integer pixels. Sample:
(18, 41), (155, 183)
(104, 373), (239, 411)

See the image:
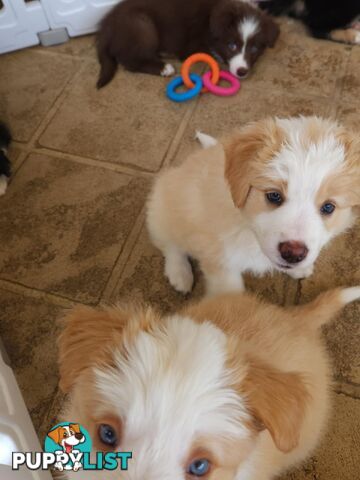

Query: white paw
(195, 131), (218, 148)
(288, 265), (314, 279)
(73, 461), (82, 471)
(55, 462), (64, 472)
(161, 63), (175, 77)
(165, 255), (193, 294)
(0, 175), (8, 195)
(355, 31), (360, 45)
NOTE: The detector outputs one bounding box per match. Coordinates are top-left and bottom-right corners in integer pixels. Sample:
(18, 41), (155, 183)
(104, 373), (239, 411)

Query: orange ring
(181, 53), (220, 93)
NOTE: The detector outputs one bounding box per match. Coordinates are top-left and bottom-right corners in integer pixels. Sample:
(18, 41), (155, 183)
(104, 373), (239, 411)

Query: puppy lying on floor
(58, 286), (360, 479)
(147, 116), (360, 295)
(96, 0), (279, 88)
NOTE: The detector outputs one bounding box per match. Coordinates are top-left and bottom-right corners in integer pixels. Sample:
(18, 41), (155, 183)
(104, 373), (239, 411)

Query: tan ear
(69, 423), (81, 433)
(47, 427), (62, 444)
(58, 305), (158, 393)
(224, 119), (284, 208)
(335, 130), (360, 206)
(242, 359), (310, 453)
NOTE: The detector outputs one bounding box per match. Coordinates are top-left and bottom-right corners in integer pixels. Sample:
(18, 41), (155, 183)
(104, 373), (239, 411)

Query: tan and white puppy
(147, 117), (360, 295)
(47, 423), (85, 471)
(58, 286), (360, 480)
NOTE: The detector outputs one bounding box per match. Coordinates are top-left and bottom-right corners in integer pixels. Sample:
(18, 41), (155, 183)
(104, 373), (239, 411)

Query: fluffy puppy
(259, 0), (360, 45)
(0, 122), (12, 196)
(96, 0), (279, 88)
(58, 286), (360, 479)
(147, 116), (360, 295)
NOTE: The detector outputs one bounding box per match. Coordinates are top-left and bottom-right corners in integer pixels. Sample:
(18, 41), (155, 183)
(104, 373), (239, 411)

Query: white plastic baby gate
(0, 0), (120, 54)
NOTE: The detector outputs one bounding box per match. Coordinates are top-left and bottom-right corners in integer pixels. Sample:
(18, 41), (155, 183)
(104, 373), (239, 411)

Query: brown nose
(278, 241), (308, 264)
(236, 67), (248, 78)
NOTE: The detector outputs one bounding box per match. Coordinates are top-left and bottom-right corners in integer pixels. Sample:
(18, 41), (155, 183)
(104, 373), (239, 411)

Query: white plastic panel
(0, 344), (52, 480)
(40, 0), (121, 37)
(0, 0), (49, 54)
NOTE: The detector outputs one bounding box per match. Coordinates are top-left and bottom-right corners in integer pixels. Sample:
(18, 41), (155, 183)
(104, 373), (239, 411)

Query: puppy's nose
(278, 241), (308, 264)
(75, 433), (84, 440)
(236, 67), (248, 78)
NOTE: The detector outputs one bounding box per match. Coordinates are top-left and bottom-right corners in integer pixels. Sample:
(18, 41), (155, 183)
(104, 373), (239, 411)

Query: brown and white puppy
(58, 286), (360, 479)
(47, 424), (85, 471)
(147, 117), (360, 295)
(96, 0), (279, 87)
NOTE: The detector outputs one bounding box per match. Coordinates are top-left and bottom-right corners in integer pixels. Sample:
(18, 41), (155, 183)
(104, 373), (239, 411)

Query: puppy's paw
(165, 255), (193, 294)
(161, 63), (175, 77)
(289, 265), (314, 279)
(355, 31), (360, 45)
(195, 131), (218, 148)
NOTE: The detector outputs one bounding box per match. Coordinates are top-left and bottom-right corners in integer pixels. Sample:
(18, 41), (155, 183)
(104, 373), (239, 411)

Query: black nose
(236, 67), (248, 78)
(75, 433), (84, 440)
(278, 241), (308, 264)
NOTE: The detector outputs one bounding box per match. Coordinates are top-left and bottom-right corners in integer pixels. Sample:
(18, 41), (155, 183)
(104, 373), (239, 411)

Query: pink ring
(202, 70), (240, 96)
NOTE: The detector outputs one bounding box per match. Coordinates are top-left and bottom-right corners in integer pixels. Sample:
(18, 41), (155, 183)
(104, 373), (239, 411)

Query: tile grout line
(100, 209), (147, 302)
(0, 279), (83, 308)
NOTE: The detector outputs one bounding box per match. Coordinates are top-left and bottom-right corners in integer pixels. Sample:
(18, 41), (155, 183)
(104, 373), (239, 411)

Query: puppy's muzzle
(278, 241), (308, 264)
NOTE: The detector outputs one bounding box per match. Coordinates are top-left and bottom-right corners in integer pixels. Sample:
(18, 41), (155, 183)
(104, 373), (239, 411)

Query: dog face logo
(47, 423), (85, 454)
(45, 422), (91, 472)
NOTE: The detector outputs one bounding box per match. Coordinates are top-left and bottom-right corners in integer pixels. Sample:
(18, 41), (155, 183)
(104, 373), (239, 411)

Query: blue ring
(166, 73), (203, 103)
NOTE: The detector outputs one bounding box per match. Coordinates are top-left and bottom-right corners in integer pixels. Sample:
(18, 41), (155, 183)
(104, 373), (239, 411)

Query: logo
(12, 422), (132, 472)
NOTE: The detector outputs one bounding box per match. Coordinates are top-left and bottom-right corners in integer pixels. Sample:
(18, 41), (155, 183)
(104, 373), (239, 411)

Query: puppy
(58, 286), (360, 479)
(0, 122), (12, 196)
(147, 116), (360, 295)
(259, 0), (360, 45)
(96, 0), (279, 88)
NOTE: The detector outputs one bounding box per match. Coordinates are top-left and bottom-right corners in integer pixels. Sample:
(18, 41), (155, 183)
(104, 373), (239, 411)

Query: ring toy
(202, 70), (240, 96)
(166, 73), (203, 103)
(181, 53), (220, 93)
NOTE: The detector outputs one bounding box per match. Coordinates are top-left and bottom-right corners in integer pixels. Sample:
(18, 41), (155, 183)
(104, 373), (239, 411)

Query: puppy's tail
(0, 122), (11, 150)
(97, 46), (117, 89)
(291, 286), (360, 329)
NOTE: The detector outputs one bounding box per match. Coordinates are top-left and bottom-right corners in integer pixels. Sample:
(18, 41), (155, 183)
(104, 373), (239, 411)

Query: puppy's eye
(250, 45), (259, 54)
(98, 424), (118, 447)
(320, 202), (336, 215)
(266, 191), (283, 206)
(187, 458), (211, 476)
(228, 42), (238, 51)
(63, 432), (68, 438)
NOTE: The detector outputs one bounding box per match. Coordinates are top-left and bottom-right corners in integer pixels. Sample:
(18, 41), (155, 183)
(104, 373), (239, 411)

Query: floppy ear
(69, 423), (81, 434)
(224, 118), (284, 208)
(210, 0), (237, 38)
(242, 359), (310, 453)
(335, 130), (360, 207)
(261, 14), (280, 47)
(47, 427), (61, 444)
(58, 305), (158, 393)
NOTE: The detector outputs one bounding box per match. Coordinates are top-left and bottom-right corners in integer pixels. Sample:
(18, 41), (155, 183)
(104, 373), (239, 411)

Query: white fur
(195, 131), (218, 149)
(161, 63), (175, 77)
(340, 286), (360, 304)
(229, 18), (259, 77)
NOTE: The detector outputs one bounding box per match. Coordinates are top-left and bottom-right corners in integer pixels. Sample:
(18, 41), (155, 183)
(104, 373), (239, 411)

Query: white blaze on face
(229, 17), (259, 77)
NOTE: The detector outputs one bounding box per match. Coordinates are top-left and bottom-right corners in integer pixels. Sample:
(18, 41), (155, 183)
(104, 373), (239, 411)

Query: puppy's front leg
(203, 262), (245, 296)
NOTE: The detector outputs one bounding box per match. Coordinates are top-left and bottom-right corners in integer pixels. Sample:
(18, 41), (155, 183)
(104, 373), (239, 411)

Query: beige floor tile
(0, 50), (80, 142)
(0, 289), (62, 431)
(39, 61), (193, 172)
(44, 34), (97, 59)
(0, 153), (149, 303)
(171, 88), (331, 166)
(298, 220), (360, 385)
(282, 394), (360, 480)
(341, 47), (360, 105)
(335, 102), (359, 130)
(247, 32), (350, 98)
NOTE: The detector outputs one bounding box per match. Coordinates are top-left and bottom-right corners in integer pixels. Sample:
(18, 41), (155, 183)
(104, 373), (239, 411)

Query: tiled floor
(0, 17), (359, 479)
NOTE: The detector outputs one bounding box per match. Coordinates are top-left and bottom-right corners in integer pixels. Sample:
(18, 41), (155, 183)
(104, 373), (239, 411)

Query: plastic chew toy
(166, 73), (203, 103)
(202, 70), (240, 96)
(166, 53), (241, 103)
(181, 53), (220, 93)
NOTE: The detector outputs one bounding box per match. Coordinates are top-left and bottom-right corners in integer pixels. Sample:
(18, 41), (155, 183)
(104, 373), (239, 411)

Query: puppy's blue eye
(266, 191), (283, 206)
(228, 42), (238, 51)
(187, 458), (210, 476)
(98, 424), (118, 447)
(320, 202), (336, 215)
(250, 45), (259, 54)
